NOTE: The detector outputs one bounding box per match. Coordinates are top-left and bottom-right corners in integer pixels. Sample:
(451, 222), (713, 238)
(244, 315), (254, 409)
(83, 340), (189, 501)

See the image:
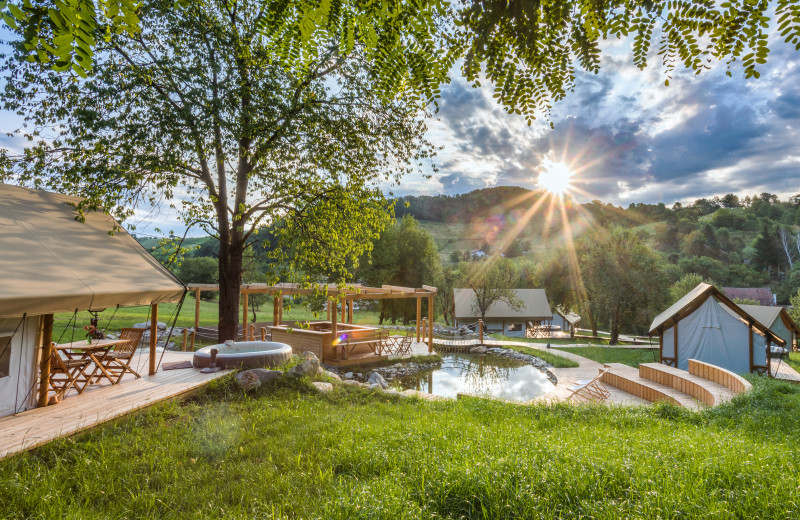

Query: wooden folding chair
(393, 330), (414, 356)
(49, 345), (91, 400)
(567, 369), (611, 403)
(104, 328), (145, 383)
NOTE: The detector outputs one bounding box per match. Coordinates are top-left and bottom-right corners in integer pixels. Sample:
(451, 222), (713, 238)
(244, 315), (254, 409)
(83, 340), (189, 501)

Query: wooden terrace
(0, 351), (229, 460)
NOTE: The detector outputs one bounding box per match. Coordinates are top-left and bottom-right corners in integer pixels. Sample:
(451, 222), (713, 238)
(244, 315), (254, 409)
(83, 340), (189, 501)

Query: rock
(470, 346), (488, 354)
(342, 379), (362, 387)
(311, 382), (334, 393)
(367, 372), (388, 389)
(343, 372), (354, 380)
(323, 370), (341, 381)
(289, 351), (321, 377)
(356, 373), (363, 379)
(368, 383), (383, 391)
(249, 368), (283, 384)
(133, 321), (167, 330)
(235, 370), (262, 391)
(382, 388), (399, 395)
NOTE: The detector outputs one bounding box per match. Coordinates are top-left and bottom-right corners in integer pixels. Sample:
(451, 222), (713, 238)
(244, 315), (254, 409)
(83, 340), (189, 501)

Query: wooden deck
(0, 351), (229, 460)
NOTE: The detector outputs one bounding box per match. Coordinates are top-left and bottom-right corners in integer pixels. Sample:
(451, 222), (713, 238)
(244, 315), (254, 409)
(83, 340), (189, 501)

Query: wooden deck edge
(0, 372), (230, 461)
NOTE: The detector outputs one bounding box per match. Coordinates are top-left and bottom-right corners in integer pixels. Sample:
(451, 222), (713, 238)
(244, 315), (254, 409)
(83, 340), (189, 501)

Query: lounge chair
(567, 369), (610, 402)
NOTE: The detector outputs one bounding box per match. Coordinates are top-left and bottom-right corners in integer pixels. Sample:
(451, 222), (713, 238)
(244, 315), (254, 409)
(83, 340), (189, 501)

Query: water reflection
(400, 353), (555, 402)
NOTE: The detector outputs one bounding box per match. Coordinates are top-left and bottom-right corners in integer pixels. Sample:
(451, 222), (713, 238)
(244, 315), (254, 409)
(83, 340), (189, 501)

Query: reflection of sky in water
(401, 353), (555, 402)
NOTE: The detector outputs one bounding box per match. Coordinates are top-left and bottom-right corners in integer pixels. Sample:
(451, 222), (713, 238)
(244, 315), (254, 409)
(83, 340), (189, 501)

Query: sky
(2, 23), (800, 236)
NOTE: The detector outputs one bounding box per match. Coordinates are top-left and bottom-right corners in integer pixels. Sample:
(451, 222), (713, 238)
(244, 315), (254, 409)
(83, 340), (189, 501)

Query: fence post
(181, 328), (188, 351)
(479, 319), (484, 345)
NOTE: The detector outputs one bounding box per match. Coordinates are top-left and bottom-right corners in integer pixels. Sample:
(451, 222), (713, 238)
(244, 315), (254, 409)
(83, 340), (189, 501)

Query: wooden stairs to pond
(599, 359), (749, 409)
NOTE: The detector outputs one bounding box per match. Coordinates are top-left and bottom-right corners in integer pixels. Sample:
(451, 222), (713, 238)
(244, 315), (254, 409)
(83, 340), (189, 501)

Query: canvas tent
(738, 305), (799, 353)
(453, 288), (552, 337)
(648, 283), (784, 375)
(0, 184), (186, 417)
(554, 308), (581, 336)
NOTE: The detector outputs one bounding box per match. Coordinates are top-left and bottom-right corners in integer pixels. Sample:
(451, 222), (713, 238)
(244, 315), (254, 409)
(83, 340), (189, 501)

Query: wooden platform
(771, 359), (800, 383)
(601, 363), (703, 410)
(0, 351), (229, 460)
(324, 351), (389, 366)
(639, 363), (735, 406)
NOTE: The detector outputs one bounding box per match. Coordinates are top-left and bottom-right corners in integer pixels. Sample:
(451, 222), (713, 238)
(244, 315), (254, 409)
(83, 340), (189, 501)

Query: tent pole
(658, 331), (663, 363)
(149, 304), (158, 376)
(673, 320), (678, 368)
(37, 314), (53, 408)
(749, 324), (754, 373)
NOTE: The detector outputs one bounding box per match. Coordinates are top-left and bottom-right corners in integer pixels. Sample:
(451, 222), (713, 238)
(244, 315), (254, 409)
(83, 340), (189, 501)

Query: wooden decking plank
(601, 363), (703, 410)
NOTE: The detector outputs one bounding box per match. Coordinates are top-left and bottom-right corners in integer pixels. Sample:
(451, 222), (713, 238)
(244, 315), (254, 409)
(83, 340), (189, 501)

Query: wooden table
(56, 339), (129, 386)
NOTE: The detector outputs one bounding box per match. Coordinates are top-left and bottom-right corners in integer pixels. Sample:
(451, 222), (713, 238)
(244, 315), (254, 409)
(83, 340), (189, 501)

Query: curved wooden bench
(600, 363), (696, 408)
(639, 363), (724, 406)
(688, 359), (752, 395)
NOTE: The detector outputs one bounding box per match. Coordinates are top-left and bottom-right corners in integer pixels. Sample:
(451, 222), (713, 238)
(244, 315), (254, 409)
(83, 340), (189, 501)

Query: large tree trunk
(609, 308), (620, 345)
(218, 241), (244, 342)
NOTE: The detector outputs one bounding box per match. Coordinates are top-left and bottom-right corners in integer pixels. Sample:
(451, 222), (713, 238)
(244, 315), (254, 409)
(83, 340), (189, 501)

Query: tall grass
(2, 374), (799, 518)
(555, 347), (660, 367)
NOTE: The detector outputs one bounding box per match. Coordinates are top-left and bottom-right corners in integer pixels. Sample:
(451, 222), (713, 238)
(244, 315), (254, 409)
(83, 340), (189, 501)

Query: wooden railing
(688, 359), (752, 395)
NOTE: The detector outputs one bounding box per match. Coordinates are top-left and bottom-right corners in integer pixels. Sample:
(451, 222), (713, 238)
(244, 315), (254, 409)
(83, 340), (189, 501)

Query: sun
(538, 160), (574, 195)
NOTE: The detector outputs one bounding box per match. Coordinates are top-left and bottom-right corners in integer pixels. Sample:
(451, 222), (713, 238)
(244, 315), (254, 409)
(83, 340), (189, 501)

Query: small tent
(0, 184), (185, 417)
(738, 304), (799, 353)
(454, 288), (552, 337)
(648, 283), (784, 374)
(554, 308), (581, 336)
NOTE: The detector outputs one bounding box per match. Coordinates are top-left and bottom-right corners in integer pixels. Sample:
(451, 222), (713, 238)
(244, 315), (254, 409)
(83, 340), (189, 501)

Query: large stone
(343, 372), (354, 380)
(367, 372), (388, 389)
(289, 351), (321, 377)
(470, 346), (488, 354)
(342, 379), (363, 387)
(249, 368), (283, 384)
(133, 321), (167, 330)
(311, 382), (334, 393)
(235, 370), (262, 392)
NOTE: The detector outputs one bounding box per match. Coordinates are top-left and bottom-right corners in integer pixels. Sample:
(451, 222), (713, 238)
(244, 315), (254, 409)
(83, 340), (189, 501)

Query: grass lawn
(2, 374), (800, 518)
(491, 335), (610, 346)
(555, 347), (660, 367)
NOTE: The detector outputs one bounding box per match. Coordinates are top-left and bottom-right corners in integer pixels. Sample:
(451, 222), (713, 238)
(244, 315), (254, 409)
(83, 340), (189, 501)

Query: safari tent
(453, 288), (553, 337)
(738, 304), (799, 353)
(0, 184), (185, 417)
(648, 283), (785, 375)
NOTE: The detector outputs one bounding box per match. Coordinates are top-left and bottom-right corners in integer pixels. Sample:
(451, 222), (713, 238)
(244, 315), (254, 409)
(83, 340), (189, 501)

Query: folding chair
(49, 345), (92, 400)
(104, 328), (145, 383)
(567, 369), (610, 403)
(394, 330), (414, 356)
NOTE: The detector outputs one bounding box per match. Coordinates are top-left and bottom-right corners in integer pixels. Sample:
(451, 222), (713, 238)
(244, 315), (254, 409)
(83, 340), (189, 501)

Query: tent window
(0, 332), (11, 379)
(507, 323), (522, 332)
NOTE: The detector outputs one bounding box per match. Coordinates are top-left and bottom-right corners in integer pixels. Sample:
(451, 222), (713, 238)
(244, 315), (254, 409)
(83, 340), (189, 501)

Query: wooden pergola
(188, 283), (438, 348)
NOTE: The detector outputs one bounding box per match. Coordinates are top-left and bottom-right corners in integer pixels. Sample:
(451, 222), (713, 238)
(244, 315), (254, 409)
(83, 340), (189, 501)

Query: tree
(461, 256), (522, 323)
(577, 226), (668, 344)
(790, 289), (800, 326)
(177, 257), (219, 300)
(669, 273), (717, 304)
(753, 220), (780, 274)
(1, 0), (433, 341)
(435, 264), (462, 326)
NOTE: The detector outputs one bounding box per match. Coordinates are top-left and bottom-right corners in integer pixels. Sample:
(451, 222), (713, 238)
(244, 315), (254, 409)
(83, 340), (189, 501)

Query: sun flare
(538, 160), (574, 195)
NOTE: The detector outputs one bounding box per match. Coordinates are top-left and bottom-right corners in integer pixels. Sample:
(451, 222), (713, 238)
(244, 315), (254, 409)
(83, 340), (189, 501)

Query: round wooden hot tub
(192, 341), (293, 369)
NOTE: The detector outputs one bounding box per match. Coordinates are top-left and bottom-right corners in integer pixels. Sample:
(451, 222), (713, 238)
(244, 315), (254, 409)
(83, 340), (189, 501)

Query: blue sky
(2, 26), (800, 236)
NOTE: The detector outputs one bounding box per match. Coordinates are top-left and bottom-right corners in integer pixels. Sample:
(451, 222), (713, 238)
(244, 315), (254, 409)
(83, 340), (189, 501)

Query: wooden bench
(340, 330), (390, 360)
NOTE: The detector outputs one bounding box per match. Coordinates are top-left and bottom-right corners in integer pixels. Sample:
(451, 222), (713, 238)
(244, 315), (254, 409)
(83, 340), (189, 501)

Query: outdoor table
(55, 338), (130, 386)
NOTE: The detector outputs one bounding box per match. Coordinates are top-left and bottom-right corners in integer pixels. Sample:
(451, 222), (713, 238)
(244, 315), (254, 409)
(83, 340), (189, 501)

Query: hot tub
(192, 341), (293, 369)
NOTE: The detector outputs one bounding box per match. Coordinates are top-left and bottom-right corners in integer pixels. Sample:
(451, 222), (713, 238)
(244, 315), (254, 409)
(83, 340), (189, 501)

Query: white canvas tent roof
(453, 288), (553, 320)
(0, 184), (186, 318)
(555, 308), (581, 325)
(738, 304), (800, 346)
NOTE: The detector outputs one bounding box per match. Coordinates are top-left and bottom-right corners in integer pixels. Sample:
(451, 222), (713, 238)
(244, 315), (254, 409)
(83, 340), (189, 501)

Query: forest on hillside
(142, 187), (800, 339)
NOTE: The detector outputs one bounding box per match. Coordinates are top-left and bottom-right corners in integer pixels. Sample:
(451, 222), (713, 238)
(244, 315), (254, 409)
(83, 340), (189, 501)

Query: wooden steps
(640, 363), (736, 406)
(324, 351), (388, 367)
(600, 363), (703, 410)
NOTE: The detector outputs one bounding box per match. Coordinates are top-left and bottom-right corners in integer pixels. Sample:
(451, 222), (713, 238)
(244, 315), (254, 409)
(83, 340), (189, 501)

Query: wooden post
(673, 320), (678, 368)
(242, 292), (248, 341)
(37, 314), (54, 408)
(273, 294), (279, 325)
(191, 330), (196, 350)
(261, 327), (267, 341)
(341, 298), (346, 322)
(278, 296), (283, 324)
(194, 288), (201, 330)
(479, 319), (484, 345)
(181, 328), (188, 351)
(749, 324), (754, 373)
(149, 304), (159, 376)
(658, 331), (663, 363)
(326, 300), (331, 321)
(428, 295), (434, 352)
(416, 297), (422, 342)
(331, 298), (338, 362)
(348, 299), (354, 324)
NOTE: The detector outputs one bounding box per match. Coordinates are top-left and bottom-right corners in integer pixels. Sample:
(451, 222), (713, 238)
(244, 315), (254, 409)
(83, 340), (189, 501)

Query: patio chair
(104, 328), (145, 383)
(567, 369), (610, 403)
(49, 345), (91, 400)
(393, 330), (414, 356)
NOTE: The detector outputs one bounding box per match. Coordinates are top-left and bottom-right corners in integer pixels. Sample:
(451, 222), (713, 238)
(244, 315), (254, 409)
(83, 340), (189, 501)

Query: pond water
(399, 352), (555, 402)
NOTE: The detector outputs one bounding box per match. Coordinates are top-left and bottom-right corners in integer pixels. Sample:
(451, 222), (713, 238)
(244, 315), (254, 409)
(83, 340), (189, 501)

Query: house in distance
(453, 288), (553, 337)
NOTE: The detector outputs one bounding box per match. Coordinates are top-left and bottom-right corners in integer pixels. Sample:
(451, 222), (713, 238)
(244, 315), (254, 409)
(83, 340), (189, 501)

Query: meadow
(1, 373), (799, 519)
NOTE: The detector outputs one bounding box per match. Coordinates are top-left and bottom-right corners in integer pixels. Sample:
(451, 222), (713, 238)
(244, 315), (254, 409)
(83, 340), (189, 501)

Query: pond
(399, 352), (555, 402)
